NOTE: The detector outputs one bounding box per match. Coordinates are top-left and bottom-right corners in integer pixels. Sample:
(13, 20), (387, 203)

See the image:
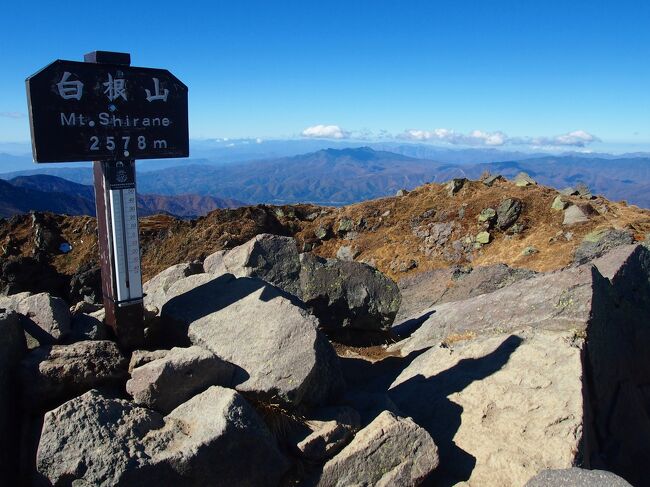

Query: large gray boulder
(206, 233), (302, 296)
(0, 310), (27, 483)
(525, 468), (632, 487)
(0, 292), (70, 347)
(317, 410), (439, 487)
(587, 244), (650, 485)
(17, 292), (71, 340)
(37, 387), (289, 487)
(514, 172), (536, 187)
(37, 389), (165, 486)
(203, 234), (401, 331)
(138, 386), (289, 486)
(161, 274), (344, 406)
(143, 262), (204, 311)
(20, 340), (128, 410)
(127, 346), (235, 414)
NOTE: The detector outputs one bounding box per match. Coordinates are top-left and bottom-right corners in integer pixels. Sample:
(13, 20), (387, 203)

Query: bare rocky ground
(1, 175), (649, 486)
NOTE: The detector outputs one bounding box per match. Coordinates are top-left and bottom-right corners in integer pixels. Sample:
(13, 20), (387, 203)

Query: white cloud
(0, 112), (26, 119)
(301, 124), (349, 139)
(400, 128), (599, 148)
(526, 130), (600, 147)
(401, 128), (508, 146)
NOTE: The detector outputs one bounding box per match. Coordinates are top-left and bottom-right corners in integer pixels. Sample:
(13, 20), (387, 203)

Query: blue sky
(1, 0), (650, 152)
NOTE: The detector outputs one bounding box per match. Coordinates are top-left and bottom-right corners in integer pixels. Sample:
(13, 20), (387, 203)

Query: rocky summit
(2, 176), (650, 486)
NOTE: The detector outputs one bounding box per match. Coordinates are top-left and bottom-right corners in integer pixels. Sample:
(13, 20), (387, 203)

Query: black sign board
(26, 60), (188, 162)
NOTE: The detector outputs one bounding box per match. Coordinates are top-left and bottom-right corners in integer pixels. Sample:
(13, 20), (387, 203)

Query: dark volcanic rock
(496, 198), (523, 230)
(573, 227), (635, 265)
(69, 263), (102, 304)
(204, 234), (401, 332)
(68, 312), (108, 342)
(299, 252), (401, 331)
(0, 255), (68, 297)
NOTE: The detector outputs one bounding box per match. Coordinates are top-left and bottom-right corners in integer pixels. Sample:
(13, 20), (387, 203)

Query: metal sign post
(26, 51), (189, 349)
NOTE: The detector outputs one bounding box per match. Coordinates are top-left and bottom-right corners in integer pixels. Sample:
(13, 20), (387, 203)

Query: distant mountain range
(0, 175), (244, 219)
(135, 148), (466, 205)
(2, 147), (650, 208)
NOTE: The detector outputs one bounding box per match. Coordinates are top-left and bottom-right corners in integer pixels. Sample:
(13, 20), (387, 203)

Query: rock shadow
(20, 316), (57, 347)
(388, 335), (523, 486)
(158, 274), (296, 346)
(391, 309), (436, 339)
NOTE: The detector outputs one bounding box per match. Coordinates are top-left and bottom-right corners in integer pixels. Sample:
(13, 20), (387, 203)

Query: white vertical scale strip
(123, 187), (143, 300)
(109, 189), (129, 301)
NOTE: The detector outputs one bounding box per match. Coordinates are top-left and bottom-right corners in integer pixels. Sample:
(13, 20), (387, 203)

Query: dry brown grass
(3, 179), (649, 284)
(441, 331), (477, 347)
(295, 179), (650, 279)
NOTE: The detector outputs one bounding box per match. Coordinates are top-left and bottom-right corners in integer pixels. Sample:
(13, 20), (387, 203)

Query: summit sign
(26, 58), (188, 162)
(25, 51), (190, 349)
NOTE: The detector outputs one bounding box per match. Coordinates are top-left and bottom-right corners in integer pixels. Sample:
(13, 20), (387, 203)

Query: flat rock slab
(20, 340), (127, 410)
(127, 346), (235, 414)
(389, 330), (584, 486)
(525, 468), (632, 486)
(317, 410), (439, 487)
(395, 264), (537, 324)
(393, 265), (603, 355)
(129, 349), (170, 373)
(161, 274), (343, 406)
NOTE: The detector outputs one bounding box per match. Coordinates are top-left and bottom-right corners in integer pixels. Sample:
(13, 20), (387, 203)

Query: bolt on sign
(25, 51), (189, 348)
